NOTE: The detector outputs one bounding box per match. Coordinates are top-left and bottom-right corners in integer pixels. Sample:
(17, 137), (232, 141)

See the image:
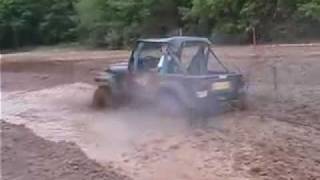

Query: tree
(76, 0), (189, 48)
(298, 0), (320, 20)
(1, 0), (320, 49)
(0, 0), (77, 49)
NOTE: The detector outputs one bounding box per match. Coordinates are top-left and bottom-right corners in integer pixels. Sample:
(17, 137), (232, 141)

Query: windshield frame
(132, 41), (186, 73)
(131, 40), (229, 74)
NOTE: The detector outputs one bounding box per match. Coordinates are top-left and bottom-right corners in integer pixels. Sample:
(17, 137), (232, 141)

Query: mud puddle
(2, 83), (189, 165)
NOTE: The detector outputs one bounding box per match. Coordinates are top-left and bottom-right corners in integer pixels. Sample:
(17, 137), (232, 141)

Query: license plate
(212, 82), (231, 91)
(196, 90), (208, 98)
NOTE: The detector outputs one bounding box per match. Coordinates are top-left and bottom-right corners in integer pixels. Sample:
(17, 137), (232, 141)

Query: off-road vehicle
(93, 36), (247, 116)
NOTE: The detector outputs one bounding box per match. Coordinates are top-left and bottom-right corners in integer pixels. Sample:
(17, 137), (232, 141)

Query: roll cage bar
(129, 37), (229, 73)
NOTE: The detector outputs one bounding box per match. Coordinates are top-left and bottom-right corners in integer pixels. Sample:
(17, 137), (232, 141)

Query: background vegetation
(1, 0), (320, 49)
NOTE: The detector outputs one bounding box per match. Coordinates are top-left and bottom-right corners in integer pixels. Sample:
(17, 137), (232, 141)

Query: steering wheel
(141, 56), (160, 69)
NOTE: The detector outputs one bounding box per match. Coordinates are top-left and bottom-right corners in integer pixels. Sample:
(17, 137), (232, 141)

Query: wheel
(235, 93), (248, 111)
(189, 95), (221, 127)
(92, 86), (113, 108)
(156, 92), (187, 117)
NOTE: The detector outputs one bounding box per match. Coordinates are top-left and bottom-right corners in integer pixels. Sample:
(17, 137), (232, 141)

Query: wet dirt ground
(2, 122), (131, 180)
(1, 45), (320, 180)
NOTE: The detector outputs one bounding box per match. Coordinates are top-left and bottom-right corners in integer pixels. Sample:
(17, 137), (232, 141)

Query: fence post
(179, 28), (183, 36)
(272, 65), (280, 101)
(252, 27), (257, 47)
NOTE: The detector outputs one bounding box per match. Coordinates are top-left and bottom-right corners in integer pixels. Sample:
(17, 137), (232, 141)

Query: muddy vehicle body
(94, 36), (246, 116)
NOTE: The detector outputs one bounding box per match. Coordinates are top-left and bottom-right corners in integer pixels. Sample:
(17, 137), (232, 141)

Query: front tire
(92, 86), (113, 108)
(156, 92), (187, 117)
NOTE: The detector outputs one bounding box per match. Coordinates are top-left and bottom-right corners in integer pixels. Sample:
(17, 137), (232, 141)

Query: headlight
(95, 72), (114, 82)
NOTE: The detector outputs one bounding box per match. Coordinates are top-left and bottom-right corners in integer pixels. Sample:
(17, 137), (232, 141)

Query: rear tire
(235, 93), (248, 111)
(92, 86), (113, 108)
(156, 92), (186, 117)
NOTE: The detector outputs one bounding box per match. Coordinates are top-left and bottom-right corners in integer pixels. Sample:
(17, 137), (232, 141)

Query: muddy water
(3, 81), (320, 180)
(2, 82), (259, 179)
(2, 83), (190, 163)
(2, 46), (320, 180)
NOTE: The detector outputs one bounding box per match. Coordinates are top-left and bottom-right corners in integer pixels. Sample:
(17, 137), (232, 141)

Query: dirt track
(2, 122), (131, 180)
(1, 45), (320, 180)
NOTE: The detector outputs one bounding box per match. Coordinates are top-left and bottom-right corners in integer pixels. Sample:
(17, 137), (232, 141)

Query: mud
(1, 45), (320, 180)
(1, 121), (131, 180)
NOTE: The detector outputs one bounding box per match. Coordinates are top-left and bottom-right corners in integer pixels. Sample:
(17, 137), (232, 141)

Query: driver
(157, 44), (177, 74)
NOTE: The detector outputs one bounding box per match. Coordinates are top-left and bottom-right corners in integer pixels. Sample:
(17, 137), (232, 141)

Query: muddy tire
(157, 92), (187, 117)
(92, 86), (113, 108)
(235, 93), (248, 111)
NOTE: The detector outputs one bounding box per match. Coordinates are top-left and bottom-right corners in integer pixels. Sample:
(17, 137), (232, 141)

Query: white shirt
(157, 55), (165, 68)
(157, 55), (172, 68)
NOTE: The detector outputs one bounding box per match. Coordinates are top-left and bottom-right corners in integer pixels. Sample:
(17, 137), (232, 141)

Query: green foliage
(0, 0), (77, 49)
(76, 0), (186, 48)
(1, 0), (320, 49)
(298, 0), (320, 20)
(184, 0), (320, 43)
(38, 0), (78, 44)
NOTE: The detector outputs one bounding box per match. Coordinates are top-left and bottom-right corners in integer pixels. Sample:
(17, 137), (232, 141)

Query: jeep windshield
(134, 42), (164, 72)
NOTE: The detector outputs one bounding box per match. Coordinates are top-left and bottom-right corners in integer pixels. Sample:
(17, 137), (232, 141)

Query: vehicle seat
(188, 48), (208, 75)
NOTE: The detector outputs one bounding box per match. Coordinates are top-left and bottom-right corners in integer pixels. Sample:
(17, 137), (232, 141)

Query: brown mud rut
(1, 45), (320, 180)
